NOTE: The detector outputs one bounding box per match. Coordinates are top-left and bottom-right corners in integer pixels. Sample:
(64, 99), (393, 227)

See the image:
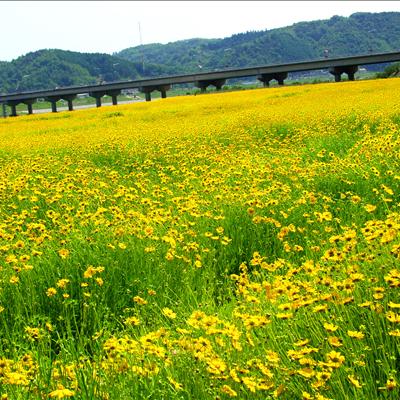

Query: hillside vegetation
(0, 78), (399, 399)
(0, 49), (142, 93)
(117, 12), (400, 72)
(1, 12), (400, 93)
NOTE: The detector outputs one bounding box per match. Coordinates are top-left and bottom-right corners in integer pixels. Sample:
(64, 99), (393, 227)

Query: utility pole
(139, 22), (145, 75)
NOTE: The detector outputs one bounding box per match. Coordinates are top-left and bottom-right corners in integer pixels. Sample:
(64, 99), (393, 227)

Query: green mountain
(1, 12), (400, 93)
(117, 12), (400, 73)
(0, 49), (142, 93)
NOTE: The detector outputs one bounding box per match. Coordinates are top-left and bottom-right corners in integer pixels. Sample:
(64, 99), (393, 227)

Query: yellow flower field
(0, 79), (399, 399)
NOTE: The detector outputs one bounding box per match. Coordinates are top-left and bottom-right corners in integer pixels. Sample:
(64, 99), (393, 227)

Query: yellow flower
(386, 378), (397, 390)
(167, 376), (183, 391)
(323, 322), (338, 332)
(315, 370), (332, 382)
(206, 357), (227, 375)
(388, 301), (400, 309)
(313, 304), (328, 313)
(315, 395), (333, 400)
(277, 312), (293, 319)
(14, 240), (25, 249)
(386, 311), (400, 323)
(58, 248), (70, 259)
(364, 204), (376, 213)
(351, 195), (361, 204)
(373, 292), (384, 300)
(221, 385), (237, 397)
(299, 357), (316, 367)
(124, 316), (140, 326)
(144, 226), (154, 236)
(56, 279), (70, 289)
(162, 307), (177, 319)
(381, 184), (394, 195)
(294, 339), (309, 347)
(83, 265), (104, 278)
(347, 330), (365, 339)
(297, 367), (315, 379)
(3, 371), (29, 386)
(46, 287), (57, 297)
(265, 350), (280, 363)
(25, 326), (41, 341)
(315, 211), (332, 222)
(241, 376), (257, 393)
(49, 386), (75, 398)
(133, 296), (147, 305)
(326, 350), (345, 368)
(95, 277), (104, 286)
(348, 375), (362, 388)
(328, 336), (343, 347)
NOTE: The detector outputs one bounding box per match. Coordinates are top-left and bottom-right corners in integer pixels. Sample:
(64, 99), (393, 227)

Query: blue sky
(2, 1), (400, 61)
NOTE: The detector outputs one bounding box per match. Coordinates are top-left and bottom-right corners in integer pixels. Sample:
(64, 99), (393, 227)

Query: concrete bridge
(1, 51), (400, 117)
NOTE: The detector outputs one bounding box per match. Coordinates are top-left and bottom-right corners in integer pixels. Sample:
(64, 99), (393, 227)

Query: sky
(1, 1), (400, 62)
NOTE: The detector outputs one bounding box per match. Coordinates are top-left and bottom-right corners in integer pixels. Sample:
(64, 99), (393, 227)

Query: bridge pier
(195, 79), (226, 93)
(329, 65), (358, 82)
(89, 91), (105, 108)
(10, 104), (17, 117)
(107, 90), (121, 105)
(6, 99), (23, 117)
(51, 101), (57, 113)
(62, 95), (76, 111)
(139, 85), (171, 101)
(44, 96), (61, 113)
(89, 90), (121, 107)
(7, 100), (19, 117)
(22, 99), (36, 115)
(257, 72), (288, 87)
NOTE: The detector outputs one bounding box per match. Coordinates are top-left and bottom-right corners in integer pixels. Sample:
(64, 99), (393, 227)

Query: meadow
(0, 78), (399, 399)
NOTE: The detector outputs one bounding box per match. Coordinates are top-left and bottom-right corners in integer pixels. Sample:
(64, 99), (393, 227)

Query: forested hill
(117, 12), (400, 73)
(0, 50), (143, 93)
(1, 12), (400, 93)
